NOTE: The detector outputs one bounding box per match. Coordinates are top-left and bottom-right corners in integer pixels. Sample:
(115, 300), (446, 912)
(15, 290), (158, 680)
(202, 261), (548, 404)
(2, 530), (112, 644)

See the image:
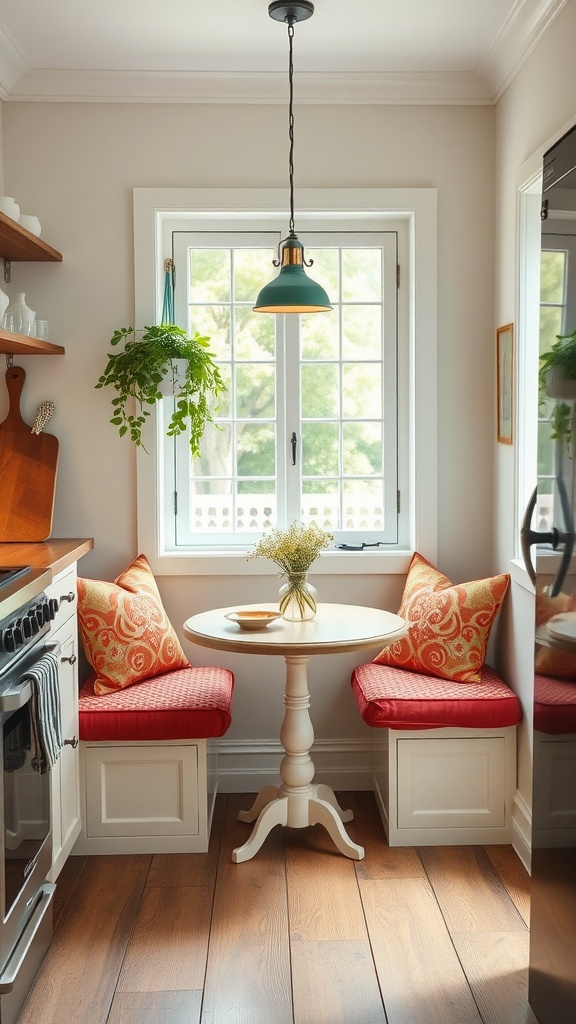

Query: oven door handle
(0, 642), (62, 712)
(0, 883), (55, 993)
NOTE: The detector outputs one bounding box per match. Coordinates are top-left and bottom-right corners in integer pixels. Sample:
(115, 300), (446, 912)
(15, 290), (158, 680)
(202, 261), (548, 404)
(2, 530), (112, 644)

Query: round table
(183, 602), (406, 863)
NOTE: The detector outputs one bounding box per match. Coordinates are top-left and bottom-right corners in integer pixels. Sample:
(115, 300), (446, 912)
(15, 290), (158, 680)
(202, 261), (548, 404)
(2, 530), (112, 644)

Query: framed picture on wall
(497, 323), (514, 444)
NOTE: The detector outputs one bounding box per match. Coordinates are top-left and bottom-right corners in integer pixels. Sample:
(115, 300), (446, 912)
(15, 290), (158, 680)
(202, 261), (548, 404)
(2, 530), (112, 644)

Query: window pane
(189, 249), (230, 302)
(302, 422), (339, 476)
(234, 248), (275, 302)
(539, 305), (564, 355)
(540, 250), (566, 304)
(237, 423), (275, 476)
(343, 422), (382, 475)
(342, 306), (382, 359)
(234, 308), (275, 359)
(305, 247), (339, 301)
(342, 248), (382, 302)
(235, 364), (275, 418)
(190, 306), (231, 359)
(301, 364), (339, 418)
(342, 364), (382, 418)
(538, 421), (555, 477)
(301, 484), (340, 530)
(193, 422), (232, 477)
(301, 310), (339, 360)
(235, 495), (276, 529)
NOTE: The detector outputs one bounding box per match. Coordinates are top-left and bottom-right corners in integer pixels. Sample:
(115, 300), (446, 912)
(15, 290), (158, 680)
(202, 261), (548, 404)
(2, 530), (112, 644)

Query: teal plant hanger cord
(160, 258), (175, 325)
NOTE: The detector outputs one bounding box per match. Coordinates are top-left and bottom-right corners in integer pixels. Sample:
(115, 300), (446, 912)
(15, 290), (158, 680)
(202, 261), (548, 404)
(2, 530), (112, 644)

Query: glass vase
(3, 292), (35, 336)
(279, 573), (317, 621)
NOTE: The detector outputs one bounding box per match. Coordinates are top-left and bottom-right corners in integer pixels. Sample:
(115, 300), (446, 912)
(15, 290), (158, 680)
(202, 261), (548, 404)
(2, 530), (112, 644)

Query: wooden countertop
(0, 538), (93, 577)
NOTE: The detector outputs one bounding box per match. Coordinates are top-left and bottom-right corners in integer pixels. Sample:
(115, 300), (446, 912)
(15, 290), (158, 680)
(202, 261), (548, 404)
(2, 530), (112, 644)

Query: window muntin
(166, 228), (399, 549)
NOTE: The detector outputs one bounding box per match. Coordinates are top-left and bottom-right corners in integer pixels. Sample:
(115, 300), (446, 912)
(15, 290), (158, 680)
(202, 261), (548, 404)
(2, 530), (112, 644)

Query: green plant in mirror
(538, 328), (576, 448)
(96, 324), (225, 454)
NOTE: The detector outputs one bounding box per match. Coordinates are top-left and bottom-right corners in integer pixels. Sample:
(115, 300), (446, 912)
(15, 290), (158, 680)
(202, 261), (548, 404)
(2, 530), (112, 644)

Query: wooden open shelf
(0, 211), (62, 262)
(0, 329), (64, 355)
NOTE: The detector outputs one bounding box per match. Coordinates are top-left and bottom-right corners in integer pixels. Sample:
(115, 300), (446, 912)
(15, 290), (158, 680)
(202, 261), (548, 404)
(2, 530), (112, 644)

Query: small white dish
(547, 612), (576, 644)
(225, 610), (281, 631)
(18, 215), (41, 236)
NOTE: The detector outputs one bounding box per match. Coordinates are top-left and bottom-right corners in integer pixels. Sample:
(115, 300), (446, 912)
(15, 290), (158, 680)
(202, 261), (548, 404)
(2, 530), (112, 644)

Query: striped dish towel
(23, 651), (62, 774)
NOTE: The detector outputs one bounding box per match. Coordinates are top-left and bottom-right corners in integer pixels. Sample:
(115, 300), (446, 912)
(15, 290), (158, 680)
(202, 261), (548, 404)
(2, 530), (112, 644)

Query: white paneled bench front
(73, 665), (234, 855)
(351, 663), (522, 847)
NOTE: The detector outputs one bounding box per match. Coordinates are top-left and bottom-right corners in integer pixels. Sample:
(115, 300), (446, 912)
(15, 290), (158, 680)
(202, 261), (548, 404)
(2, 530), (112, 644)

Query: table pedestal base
(232, 652), (365, 864)
(232, 783), (364, 863)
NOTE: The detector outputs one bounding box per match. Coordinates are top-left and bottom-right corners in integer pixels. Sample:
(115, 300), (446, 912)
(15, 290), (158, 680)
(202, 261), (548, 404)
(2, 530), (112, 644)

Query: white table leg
(237, 785), (280, 823)
(233, 653), (364, 862)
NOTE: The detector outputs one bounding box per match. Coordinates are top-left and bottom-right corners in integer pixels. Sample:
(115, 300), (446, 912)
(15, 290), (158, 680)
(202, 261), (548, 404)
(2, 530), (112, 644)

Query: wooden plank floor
(17, 792), (538, 1024)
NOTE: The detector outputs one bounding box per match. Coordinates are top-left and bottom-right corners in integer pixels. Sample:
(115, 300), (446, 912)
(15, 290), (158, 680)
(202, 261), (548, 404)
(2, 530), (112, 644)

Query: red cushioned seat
(534, 673), (576, 734)
(79, 666), (234, 742)
(351, 663), (521, 730)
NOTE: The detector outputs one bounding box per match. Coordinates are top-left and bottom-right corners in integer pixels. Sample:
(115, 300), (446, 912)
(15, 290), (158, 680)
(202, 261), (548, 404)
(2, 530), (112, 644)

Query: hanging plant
(538, 328), (576, 448)
(96, 324), (225, 455)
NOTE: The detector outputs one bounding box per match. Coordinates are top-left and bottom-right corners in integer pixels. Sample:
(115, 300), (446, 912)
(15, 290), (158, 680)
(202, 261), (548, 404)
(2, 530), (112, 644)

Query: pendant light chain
(287, 19), (295, 236)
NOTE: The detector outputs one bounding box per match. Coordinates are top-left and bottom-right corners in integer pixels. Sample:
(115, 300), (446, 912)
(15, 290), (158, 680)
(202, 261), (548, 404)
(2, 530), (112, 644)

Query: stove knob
(21, 616), (32, 639)
(25, 612), (40, 636)
(12, 621), (23, 647)
(49, 598), (59, 619)
(34, 604), (44, 628)
(41, 601), (50, 624)
(2, 628), (14, 653)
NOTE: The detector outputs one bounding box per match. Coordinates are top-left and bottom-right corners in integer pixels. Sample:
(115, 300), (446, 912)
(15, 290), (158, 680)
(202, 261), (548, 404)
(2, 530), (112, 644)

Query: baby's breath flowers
(249, 521), (333, 619)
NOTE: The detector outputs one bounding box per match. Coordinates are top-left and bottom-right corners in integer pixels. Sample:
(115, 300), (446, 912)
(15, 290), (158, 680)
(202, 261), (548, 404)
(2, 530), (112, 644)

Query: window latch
(335, 542), (386, 551)
(291, 431), (297, 466)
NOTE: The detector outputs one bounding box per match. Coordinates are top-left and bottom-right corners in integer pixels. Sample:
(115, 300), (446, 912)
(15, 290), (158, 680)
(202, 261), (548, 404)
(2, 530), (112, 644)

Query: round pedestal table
(183, 602), (406, 864)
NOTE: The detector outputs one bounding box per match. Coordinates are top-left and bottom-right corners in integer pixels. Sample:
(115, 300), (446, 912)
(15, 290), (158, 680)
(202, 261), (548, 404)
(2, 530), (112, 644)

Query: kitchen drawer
(46, 564), (77, 633)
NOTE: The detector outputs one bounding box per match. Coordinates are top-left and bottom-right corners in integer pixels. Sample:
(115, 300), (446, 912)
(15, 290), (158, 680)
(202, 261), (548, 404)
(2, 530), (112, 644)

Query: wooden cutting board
(0, 365), (59, 541)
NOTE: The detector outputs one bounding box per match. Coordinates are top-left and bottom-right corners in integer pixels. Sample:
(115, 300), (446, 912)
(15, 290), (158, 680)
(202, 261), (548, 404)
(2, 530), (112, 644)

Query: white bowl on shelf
(18, 214), (41, 237)
(0, 197), (20, 222)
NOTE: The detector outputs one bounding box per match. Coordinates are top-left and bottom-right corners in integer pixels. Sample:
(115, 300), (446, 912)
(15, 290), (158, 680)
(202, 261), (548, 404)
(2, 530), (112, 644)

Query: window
(165, 228), (399, 549)
(133, 188), (437, 574)
(537, 226), (576, 532)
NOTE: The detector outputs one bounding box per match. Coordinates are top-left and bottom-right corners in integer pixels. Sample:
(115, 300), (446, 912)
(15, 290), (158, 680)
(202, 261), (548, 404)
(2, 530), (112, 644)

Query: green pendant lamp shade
(253, 233), (332, 313)
(254, 2), (331, 315)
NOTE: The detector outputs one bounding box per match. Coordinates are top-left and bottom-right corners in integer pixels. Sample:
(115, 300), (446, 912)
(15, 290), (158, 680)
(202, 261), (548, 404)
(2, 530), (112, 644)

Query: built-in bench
(533, 673), (576, 842)
(73, 665), (234, 855)
(351, 663), (522, 846)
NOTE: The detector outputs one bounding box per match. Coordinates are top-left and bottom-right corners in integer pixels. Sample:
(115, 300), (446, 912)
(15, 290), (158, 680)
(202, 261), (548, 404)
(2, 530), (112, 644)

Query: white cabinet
(46, 563), (80, 881)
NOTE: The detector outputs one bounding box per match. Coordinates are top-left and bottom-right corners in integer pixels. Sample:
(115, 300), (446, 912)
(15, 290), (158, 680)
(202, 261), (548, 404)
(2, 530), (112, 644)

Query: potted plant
(539, 328), (576, 447)
(96, 324), (225, 455)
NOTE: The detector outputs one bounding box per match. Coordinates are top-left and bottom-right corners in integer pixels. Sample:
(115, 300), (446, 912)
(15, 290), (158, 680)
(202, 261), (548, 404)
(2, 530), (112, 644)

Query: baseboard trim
(512, 790), (532, 873)
(217, 737), (373, 793)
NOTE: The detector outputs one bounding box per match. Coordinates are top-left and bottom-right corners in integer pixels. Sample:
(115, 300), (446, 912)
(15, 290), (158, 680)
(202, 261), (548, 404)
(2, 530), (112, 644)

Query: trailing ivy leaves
(95, 324), (226, 455)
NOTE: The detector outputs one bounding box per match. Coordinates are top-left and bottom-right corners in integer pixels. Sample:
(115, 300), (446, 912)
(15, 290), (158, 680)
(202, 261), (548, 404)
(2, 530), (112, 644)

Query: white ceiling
(0, 0), (567, 104)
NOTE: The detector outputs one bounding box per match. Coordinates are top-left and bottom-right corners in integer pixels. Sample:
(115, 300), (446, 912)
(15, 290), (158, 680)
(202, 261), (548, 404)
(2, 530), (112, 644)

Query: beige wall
(1, 100), (495, 747)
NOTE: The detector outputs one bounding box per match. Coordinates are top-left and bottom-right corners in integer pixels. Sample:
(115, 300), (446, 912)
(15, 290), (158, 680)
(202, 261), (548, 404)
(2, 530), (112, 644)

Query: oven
(0, 566), (59, 1024)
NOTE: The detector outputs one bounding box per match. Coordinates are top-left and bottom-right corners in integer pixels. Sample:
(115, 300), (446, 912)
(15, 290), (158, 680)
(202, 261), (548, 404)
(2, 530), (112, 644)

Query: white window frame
(134, 187), (437, 576)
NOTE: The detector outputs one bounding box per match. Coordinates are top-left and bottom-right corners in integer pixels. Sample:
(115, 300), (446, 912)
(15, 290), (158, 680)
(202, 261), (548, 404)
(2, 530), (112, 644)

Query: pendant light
(253, 1), (332, 314)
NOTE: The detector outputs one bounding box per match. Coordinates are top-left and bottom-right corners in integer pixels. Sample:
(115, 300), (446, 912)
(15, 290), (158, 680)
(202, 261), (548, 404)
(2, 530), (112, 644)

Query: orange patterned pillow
(373, 552), (510, 683)
(77, 554), (189, 695)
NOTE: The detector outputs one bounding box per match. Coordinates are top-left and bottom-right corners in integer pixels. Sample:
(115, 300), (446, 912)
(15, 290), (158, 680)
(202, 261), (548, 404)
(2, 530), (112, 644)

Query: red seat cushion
(351, 663), (521, 730)
(79, 666), (234, 741)
(534, 673), (576, 734)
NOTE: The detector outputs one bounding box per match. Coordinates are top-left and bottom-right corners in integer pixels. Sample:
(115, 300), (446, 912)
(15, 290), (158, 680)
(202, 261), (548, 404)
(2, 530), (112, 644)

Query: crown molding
(6, 68), (493, 105)
(0, 0), (567, 106)
(479, 0), (568, 102)
(0, 21), (29, 100)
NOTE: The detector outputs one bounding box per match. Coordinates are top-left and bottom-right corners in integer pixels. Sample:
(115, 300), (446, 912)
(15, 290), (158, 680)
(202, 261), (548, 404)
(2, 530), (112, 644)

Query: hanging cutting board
(0, 365), (59, 541)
